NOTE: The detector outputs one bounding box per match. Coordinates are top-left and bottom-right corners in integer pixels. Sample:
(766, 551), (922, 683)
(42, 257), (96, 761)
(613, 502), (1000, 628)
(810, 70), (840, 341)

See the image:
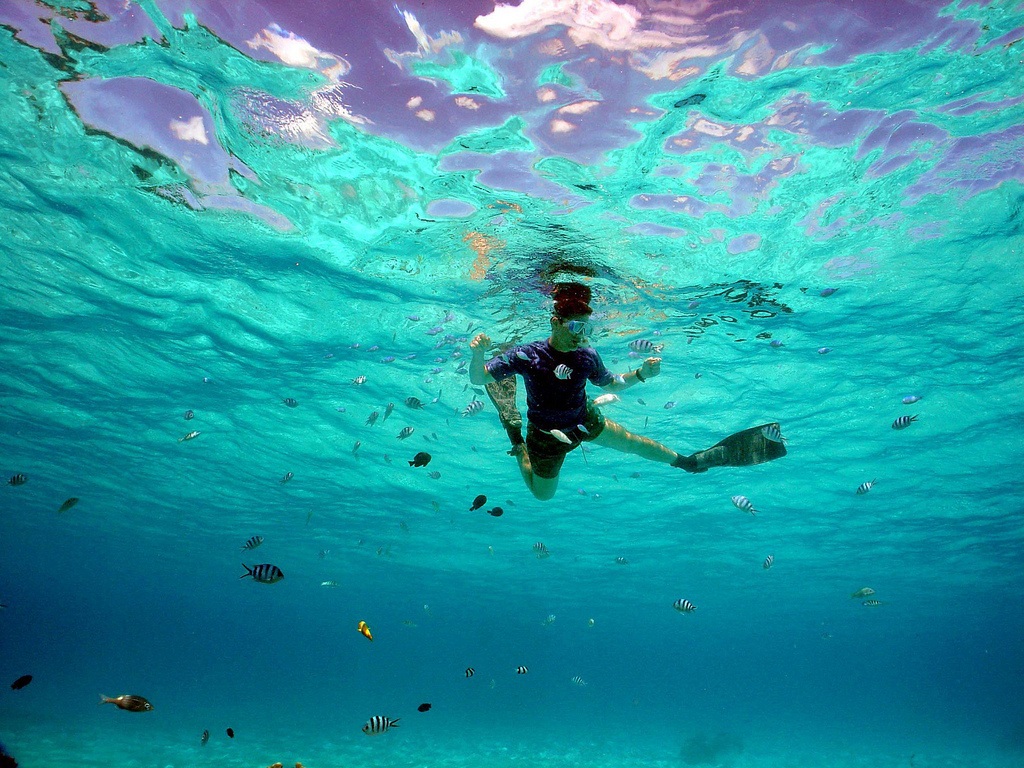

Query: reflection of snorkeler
(469, 283), (786, 501)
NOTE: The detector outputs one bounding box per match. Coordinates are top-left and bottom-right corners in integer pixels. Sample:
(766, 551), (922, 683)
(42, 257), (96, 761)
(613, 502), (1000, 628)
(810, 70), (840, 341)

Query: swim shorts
(525, 401), (605, 479)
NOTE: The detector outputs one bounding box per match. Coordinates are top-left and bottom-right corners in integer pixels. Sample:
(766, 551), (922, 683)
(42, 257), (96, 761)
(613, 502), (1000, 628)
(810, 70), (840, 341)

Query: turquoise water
(2, 0), (1023, 766)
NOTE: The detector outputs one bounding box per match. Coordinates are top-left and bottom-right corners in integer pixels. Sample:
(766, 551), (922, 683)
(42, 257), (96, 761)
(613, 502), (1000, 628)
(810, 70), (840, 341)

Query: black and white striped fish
(533, 542), (550, 559)
(891, 415), (918, 430)
(178, 431), (200, 442)
(731, 495), (756, 515)
(200, 729), (209, 746)
(464, 667), (475, 678)
(240, 563), (283, 583)
(763, 554), (774, 570)
(7, 473), (27, 486)
(396, 426), (415, 440)
(462, 399), (483, 417)
(282, 398), (298, 408)
(280, 472), (294, 484)
(241, 535), (264, 551)
(673, 598), (696, 613)
(615, 556), (629, 565)
(856, 479), (876, 495)
(628, 339), (664, 353)
(862, 600), (884, 607)
(570, 675), (587, 686)
(554, 364), (573, 380)
(405, 397), (424, 409)
(760, 424), (787, 443)
(516, 665), (529, 675)
(362, 715), (399, 735)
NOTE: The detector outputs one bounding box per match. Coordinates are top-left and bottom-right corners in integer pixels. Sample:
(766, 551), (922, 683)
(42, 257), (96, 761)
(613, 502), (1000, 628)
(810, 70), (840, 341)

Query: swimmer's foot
(674, 423), (787, 471)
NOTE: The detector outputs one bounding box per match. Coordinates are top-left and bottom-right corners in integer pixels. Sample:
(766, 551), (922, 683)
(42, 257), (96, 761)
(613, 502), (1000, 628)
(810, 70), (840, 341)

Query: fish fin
(99, 694), (111, 705)
(240, 564), (252, 579)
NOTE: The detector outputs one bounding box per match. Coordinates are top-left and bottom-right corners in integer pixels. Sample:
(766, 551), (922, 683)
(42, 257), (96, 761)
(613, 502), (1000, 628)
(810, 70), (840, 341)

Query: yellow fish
(357, 620), (373, 642)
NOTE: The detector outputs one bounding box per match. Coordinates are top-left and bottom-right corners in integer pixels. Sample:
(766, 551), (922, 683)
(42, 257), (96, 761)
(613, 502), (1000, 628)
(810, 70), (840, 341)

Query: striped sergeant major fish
(200, 729), (209, 746)
(396, 426), (415, 440)
(571, 675), (587, 687)
(516, 665), (529, 675)
(462, 399), (484, 417)
(178, 431), (200, 443)
(673, 598), (696, 613)
(862, 600), (884, 607)
(241, 535), (264, 551)
(856, 479), (876, 495)
(891, 415), (918, 430)
(628, 339), (664, 353)
(362, 716), (399, 735)
(240, 563), (284, 584)
(731, 495), (756, 515)
(7, 474), (27, 486)
(532, 542), (550, 559)
(464, 667), (475, 678)
(760, 424), (787, 443)
(763, 554), (774, 570)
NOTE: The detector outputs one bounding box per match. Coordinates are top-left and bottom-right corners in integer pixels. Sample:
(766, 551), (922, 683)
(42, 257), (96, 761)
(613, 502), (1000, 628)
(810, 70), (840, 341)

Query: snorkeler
(468, 283), (786, 501)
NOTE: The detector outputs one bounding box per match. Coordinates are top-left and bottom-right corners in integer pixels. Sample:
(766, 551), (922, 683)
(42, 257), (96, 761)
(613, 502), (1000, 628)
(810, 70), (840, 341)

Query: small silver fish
(763, 554), (774, 570)
(571, 675), (587, 686)
(549, 429), (573, 445)
(593, 393), (619, 406)
(280, 472), (294, 484)
(673, 598), (696, 613)
(820, 287), (839, 297)
(862, 600), (884, 607)
(352, 440), (362, 454)
(320, 580), (340, 588)
(352, 375), (367, 385)
(856, 479), (876, 495)
(769, 339), (784, 348)
(902, 395), (922, 404)
(731, 495), (756, 515)
(663, 401), (676, 409)
(817, 347), (832, 355)
(380, 356), (396, 363)
(892, 415), (918, 430)
(554, 364), (572, 380)
(178, 431), (200, 443)
(851, 587), (875, 598)
(462, 400), (483, 417)
(576, 423), (589, 435)
(516, 349), (532, 361)
(761, 424), (787, 443)
(397, 427), (415, 440)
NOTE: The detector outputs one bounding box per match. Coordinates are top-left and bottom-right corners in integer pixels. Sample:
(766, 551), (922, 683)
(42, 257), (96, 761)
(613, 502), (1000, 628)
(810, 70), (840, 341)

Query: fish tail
(391, 719), (400, 727)
(99, 694), (112, 705)
(240, 563), (252, 579)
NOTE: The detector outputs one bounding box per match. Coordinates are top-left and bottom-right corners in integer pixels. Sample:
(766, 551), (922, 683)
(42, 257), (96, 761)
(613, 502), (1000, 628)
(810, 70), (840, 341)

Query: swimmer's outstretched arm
(469, 333), (495, 385)
(600, 356), (661, 393)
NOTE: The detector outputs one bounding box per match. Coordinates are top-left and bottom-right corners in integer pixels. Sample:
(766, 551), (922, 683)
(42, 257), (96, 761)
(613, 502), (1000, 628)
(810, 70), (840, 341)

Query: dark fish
(201, 729), (209, 746)
(365, 411), (379, 426)
(7, 474), (27, 486)
(615, 556), (628, 565)
(673, 93), (706, 108)
(405, 397), (424, 409)
(100, 694), (153, 712)
(409, 452), (432, 467)
(280, 472), (294, 484)
(10, 675), (32, 690)
(382, 402), (395, 422)
(486, 507), (504, 517)
(240, 563), (284, 583)
(469, 494), (487, 511)
(417, 702), (432, 712)
(57, 498), (79, 513)
(362, 715), (399, 735)
(282, 398), (299, 407)
(184, 409), (194, 420)
(226, 727), (234, 738)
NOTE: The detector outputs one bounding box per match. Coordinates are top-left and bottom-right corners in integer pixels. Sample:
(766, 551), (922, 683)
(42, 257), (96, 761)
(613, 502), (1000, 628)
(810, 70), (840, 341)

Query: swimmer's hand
(470, 333), (492, 354)
(640, 357), (661, 380)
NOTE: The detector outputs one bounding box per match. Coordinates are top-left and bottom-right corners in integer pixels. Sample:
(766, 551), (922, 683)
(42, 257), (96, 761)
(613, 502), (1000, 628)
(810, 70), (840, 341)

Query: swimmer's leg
(591, 418), (678, 463)
(512, 442), (559, 501)
(485, 377), (524, 452)
(673, 422), (788, 472)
